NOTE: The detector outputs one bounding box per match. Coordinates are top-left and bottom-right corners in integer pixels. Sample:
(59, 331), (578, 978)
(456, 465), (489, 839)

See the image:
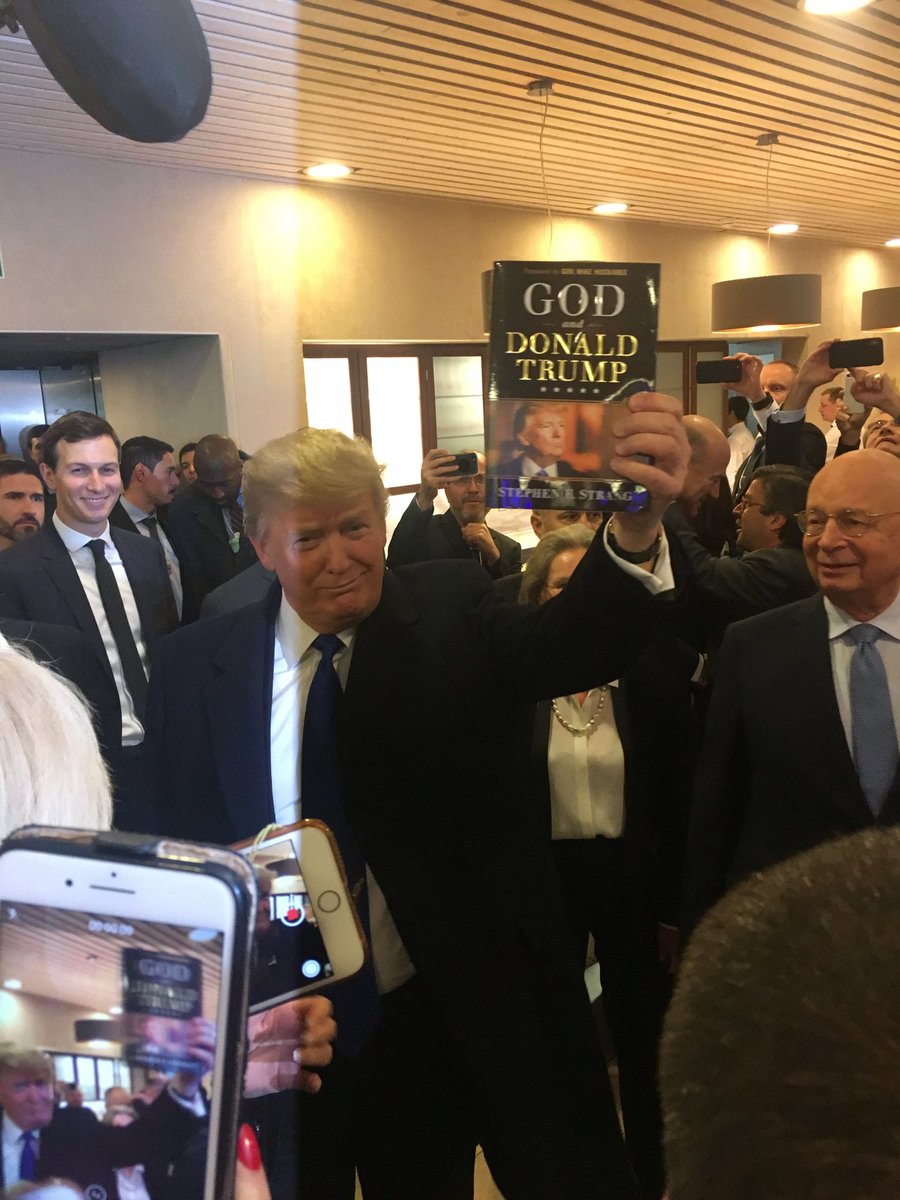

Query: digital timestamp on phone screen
(88, 918), (135, 936)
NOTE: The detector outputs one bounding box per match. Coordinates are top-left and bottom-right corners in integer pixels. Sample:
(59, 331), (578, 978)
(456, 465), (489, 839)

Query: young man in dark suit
(684, 449), (900, 933)
(0, 412), (176, 828)
(142, 397), (689, 1200)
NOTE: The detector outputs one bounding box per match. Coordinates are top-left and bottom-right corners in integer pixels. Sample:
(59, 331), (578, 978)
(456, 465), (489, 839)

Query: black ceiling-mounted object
(8, 0), (211, 142)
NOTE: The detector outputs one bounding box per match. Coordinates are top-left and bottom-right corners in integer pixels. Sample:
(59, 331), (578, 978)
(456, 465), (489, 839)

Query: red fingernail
(238, 1123), (262, 1171)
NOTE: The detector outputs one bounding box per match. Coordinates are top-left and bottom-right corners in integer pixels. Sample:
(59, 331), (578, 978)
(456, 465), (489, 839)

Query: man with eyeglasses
(683, 449), (900, 934)
(664, 464), (817, 649)
(387, 448), (522, 579)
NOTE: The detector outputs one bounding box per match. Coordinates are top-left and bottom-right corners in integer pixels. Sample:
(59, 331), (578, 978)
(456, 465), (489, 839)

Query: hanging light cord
(538, 90), (554, 257)
(764, 141), (774, 269)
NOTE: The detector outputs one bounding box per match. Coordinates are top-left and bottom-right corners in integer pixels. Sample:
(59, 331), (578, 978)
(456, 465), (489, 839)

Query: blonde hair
(0, 645), (112, 837)
(519, 524), (594, 605)
(0, 1043), (54, 1081)
(243, 427), (388, 541)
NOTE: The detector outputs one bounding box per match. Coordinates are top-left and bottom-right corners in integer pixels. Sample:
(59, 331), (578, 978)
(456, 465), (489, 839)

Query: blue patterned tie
(19, 1130), (36, 1182)
(848, 624), (898, 817)
(301, 634), (380, 1054)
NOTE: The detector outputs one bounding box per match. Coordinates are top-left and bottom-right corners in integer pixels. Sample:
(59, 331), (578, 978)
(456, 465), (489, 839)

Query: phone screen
(245, 833), (335, 1008)
(0, 874), (232, 1199)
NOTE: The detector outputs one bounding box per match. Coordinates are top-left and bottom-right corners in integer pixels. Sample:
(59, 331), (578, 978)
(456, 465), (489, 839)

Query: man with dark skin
(167, 434), (257, 621)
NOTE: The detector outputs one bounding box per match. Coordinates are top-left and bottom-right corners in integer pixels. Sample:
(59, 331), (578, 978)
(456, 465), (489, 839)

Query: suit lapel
(787, 598), (872, 822)
(40, 524), (110, 673)
(204, 593), (278, 837)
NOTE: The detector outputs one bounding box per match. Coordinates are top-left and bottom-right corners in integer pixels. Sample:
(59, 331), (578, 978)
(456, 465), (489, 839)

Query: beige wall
(0, 987), (110, 1056)
(297, 183), (900, 360)
(0, 146), (897, 452)
(0, 149), (304, 451)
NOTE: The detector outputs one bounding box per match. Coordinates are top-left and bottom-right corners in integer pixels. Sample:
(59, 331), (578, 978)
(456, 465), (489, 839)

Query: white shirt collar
(824, 589), (900, 642)
(53, 509), (113, 553)
(2, 1108), (39, 1148)
(274, 592), (353, 670)
(121, 496), (153, 524)
(518, 454), (558, 477)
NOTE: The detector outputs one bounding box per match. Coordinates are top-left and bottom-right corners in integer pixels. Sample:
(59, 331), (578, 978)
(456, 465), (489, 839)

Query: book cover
(486, 260), (660, 512)
(121, 947), (204, 1074)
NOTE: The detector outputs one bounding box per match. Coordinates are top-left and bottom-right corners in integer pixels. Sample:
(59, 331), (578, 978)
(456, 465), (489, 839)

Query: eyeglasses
(866, 418), (900, 436)
(796, 508), (900, 538)
(736, 498), (770, 514)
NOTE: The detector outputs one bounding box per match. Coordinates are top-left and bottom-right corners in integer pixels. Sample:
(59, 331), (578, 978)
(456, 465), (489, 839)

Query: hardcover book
(486, 260), (660, 512)
(121, 947), (204, 1073)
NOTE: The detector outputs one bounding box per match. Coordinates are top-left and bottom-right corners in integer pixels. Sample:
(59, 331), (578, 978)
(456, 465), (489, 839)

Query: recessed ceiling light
(798, 1), (874, 14)
(768, 222), (799, 236)
(303, 162), (355, 180)
(885, 238), (900, 248)
(591, 201), (628, 216)
(3, 979), (22, 990)
(109, 1005), (123, 1015)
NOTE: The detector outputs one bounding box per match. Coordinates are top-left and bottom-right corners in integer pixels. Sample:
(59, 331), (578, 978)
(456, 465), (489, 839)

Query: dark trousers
(110, 742), (149, 832)
(246, 969), (637, 1200)
(551, 837), (667, 1200)
(247, 976), (476, 1200)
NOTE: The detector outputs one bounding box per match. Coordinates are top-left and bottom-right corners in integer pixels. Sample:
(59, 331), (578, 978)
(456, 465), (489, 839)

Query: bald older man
(167, 434), (257, 621)
(683, 449), (900, 932)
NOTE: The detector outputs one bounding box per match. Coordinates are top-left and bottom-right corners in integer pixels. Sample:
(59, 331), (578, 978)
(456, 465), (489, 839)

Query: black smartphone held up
(696, 358), (743, 385)
(828, 337), (884, 370)
(450, 452), (479, 478)
(0, 827), (256, 1200)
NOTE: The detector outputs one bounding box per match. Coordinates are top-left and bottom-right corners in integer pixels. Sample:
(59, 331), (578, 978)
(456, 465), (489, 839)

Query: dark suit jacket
(200, 560), (276, 619)
(664, 504), (818, 647)
(0, 616), (117, 754)
(682, 595), (900, 933)
(0, 1092), (201, 1197)
(167, 483), (257, 622)
(386, 499), (522, 579)
(109, 498), (174, 538)
(496, 456), (581, 478)
(143, 541), (675, 1196)
(732, 416), (826, 500)
(0, 522), (176, 761)
(528, 656), (694, 927)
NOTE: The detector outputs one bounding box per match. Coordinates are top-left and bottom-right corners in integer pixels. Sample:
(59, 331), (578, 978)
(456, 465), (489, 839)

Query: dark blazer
(386, 498), (522, 579)
(0, 1091), (201, 1197)
(496, 456), (582, 478)
(109, 498), (174, 538)
(200, 560), (276, 619)
(0, 616), (117, 754)
(732, 417), (826, 500)
(664, 504), (817, 647)
(682, 595), (900, 934)
(167, 483), (257, 622)
(0, 522), (177, 760)
(143, 541), (676, 1197)
(528, 654), (694, 926)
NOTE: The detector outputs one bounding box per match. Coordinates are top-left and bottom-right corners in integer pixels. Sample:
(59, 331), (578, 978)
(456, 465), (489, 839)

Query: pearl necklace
(551, 688), (607, 737)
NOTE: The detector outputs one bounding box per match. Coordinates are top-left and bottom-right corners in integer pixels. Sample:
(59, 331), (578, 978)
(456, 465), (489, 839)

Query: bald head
(194, 435), (243, 507)
(804, 450), (900, 620)
(680, 416), (730, 515)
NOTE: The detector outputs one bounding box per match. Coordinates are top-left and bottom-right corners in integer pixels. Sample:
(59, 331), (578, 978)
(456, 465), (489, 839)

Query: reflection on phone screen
(0, 901), (222, 1196)
(248, 835), (334, 1008)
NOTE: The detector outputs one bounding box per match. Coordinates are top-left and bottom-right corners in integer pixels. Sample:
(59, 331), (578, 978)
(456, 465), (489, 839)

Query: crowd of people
(1, 334), (899, 1199)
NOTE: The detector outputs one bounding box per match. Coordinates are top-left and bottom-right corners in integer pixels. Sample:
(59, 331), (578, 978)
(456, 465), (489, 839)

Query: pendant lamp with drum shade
(711, 134), (822, 336)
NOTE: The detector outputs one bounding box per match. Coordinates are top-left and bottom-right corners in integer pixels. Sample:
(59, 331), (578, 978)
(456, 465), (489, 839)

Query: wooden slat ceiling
(0, 0), (898, 246)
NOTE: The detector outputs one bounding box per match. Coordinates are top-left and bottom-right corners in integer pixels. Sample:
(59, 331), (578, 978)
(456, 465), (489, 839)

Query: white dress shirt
(824, 421), (840, 462)
(269, 594), (415, 995)
(548, 685), (626, 840)
(726, 422), (756, 487)
(120, 496), (183, 619)
(53, 511), (147, 744)
(518, 454), (559, 477)
(824, 591), (900, 753)
(2, 1112), (40, 1189)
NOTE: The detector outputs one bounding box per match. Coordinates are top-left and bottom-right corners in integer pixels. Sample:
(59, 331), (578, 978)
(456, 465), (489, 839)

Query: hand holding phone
(695, 358), (743, 385)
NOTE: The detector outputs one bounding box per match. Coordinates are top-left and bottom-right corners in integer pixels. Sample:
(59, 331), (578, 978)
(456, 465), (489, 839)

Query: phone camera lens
(65, 879), (73, 887)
